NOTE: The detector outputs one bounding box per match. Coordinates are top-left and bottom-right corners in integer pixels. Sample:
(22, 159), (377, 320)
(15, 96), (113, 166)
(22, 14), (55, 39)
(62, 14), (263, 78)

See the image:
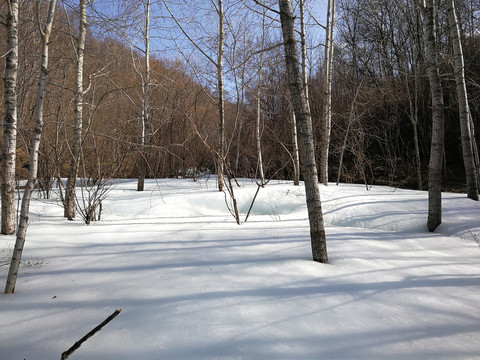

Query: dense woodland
(1, 0), (480, 289)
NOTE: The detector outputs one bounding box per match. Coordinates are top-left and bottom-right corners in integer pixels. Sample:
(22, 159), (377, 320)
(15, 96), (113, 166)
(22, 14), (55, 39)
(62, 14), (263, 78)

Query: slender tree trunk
(217, 0), (225, 191)
(299, 0), (309, 102)
(234, 107), (244, 175)
(406, 63), (423, 190)
(64, 0), (87, 219)
(320, 0), (335, 186)
(413, 10), (424, 191)
(2, 0), (19, 235)
(447, 0), (478, 200)
(256, 13), (266, 186)
(5, 0), (57, 294)
(421, 0), (445, 231)
(256, 87), (265, 186)
(279, 0), (328, 263)
(413, 118), (423, 189)
(292, 1), (304, 187)
(292, 110), (300, 186)
(337, 103), (354, 185)
(138, 0), (151, 192)
(336, 79), (362, 185)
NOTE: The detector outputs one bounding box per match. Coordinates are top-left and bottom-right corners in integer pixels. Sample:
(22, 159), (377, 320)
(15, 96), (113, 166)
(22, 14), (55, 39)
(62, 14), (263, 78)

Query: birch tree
(137, 0), (151, 192)
(217, 0), (226, 191)
(2, 0), (19, 235)
(64, 0), (88, 220)
(319, 0), (335, 185)
(418, 0), (445, 231)
(278, 0), (328, 263)
(292, 110), (300, 185)
(447, 0), (478, 200)
(5, 0), (57, 294)
(255, 9), (267, 186)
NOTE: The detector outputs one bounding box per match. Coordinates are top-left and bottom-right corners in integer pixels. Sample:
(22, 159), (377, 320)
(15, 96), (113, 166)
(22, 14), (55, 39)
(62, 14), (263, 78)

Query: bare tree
(2, 0), (19, 235)
(5, 0), (57, 294)
(278, 0), (328, 263)
(319, 0), (335, 185)
(217, 0), (226, 191)
(137, 0), (151, 192)
(255, 8), (267, 186)
(418, 0), (445, 231)
(64, 0), (88, 220)
(292, 109), (300, 185)
(447, 0), (478, 200)
(164, 0), (226, 191)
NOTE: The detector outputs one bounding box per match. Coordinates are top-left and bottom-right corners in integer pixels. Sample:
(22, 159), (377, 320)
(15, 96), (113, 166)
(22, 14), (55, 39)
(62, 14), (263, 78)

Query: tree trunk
(292, 110), (300, 186)
(336, 79), (362, 185)
(279, 0), (328, 263)
(64, 0), (87, 219)
(2, 0), (19, 235)
(5, 0), (57, 294)
(256, 87), (265, 186)
(447, 0), (478, 200)
(299, 0), (309, 102)
(421, 0), (445, 231)
(256, 15), (266, 186)
(320, 0), (335, 186)
(406, 61), (423, 190)
(138, 0), (151, 192)
(217, 0), (225, 192)
(413, 118), (423, 189)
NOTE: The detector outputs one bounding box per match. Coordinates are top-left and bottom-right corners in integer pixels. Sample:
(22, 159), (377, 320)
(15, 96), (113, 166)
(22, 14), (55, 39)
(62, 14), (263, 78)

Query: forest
(1, 0), (479, 189)
(1, 2), (480, 357)
(1, 0), (480, 284)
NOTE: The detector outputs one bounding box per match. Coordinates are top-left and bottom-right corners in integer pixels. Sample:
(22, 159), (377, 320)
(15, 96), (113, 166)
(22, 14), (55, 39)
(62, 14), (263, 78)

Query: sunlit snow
(1, 178), (479, 359)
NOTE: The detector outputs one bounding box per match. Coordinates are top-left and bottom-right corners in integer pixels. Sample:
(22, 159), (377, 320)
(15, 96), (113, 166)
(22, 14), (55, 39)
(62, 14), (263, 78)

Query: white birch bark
(217, 0), (225, 192)
(292, 110), (300, 186)
(299, 0), (309, 102)
(279, 0), (328, 263)
(5, 0), (57, 294)
(256, 87), (265, 185)
(447, 0), (478, 200)
(64, 0), (87, 219)
(137, 0), (151, 192)
(2, 0), (19, 235)
(255, 11), (266, 186)
(320, 0), (335, 186)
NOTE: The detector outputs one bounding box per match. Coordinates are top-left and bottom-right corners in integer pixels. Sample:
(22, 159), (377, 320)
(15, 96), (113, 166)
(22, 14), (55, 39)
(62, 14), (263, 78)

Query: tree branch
(61, 309), (122, 360)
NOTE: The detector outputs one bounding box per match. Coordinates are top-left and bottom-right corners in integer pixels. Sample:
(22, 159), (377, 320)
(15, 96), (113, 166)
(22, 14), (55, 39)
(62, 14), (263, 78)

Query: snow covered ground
(1, 178), (479, 359)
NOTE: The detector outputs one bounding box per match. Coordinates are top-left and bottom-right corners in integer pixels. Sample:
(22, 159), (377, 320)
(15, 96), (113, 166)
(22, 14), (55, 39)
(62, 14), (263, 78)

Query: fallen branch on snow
(61, 309), (122, 360)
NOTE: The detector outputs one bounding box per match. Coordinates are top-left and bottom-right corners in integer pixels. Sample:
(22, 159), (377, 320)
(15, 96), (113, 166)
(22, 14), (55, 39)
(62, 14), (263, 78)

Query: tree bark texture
(279, 0), (328, 263)
(256, 87), (265, 185)
(447, 0), (478, 200)
(422, 0), (445, 231)
(5, 0), (57, 294)
(138, 0), (151, 192)
(64, 0), (87, 219)
(292, 110), (300, 186)
(217, 0), (225, 192)
(2, 0), (19, 235)
(320, 0), (335, 186)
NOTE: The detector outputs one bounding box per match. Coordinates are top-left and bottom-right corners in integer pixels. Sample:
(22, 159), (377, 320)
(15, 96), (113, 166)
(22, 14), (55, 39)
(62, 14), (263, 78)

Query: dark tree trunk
(278, 0), (328, 263)
(420, 0), (445, 231)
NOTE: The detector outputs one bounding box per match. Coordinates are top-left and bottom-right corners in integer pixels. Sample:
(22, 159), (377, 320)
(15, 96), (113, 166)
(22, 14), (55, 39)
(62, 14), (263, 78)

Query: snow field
(1, 178), (480, 359)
